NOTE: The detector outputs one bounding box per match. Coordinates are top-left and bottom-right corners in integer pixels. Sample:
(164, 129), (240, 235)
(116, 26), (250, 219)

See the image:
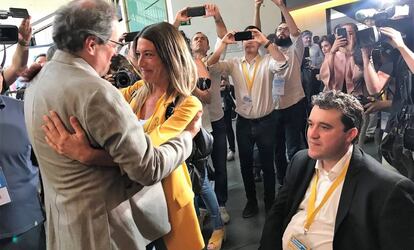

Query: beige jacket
(24, 50), (193, 250)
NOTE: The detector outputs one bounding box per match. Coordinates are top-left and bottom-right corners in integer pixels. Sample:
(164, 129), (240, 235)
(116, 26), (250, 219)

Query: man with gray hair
(260, 90), (414, 249)
(24, 0), (201, 249)
(301, 29), (324, 113)
(301, 30), (324, 70)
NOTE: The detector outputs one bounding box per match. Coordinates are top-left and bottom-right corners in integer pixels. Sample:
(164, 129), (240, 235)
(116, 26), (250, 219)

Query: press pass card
(0, 167), (11, 206)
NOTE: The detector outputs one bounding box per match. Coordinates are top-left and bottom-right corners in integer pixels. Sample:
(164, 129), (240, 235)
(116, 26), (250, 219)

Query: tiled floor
(200, 147), (266, 250)
(220, 149), (266, 250)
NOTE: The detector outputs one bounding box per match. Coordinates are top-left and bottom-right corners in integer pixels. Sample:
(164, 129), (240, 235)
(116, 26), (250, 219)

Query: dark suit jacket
(260, 147), (414, 250)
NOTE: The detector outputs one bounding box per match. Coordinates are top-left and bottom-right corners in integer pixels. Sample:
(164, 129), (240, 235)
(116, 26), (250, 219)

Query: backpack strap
(165, 96), (179, 120)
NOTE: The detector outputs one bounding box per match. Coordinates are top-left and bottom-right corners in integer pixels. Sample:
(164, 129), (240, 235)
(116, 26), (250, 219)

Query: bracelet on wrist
(264, 40), (272, 49)
(18, 40), (29, 47)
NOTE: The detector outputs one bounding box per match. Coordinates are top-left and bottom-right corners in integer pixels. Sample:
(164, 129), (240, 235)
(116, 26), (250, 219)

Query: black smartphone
(234, 31), (253, 41)
(9, 8), (29, 18)
(124, 31), (140, 43)
(186, 6), (206, 17)
(336, 28), (347, 39)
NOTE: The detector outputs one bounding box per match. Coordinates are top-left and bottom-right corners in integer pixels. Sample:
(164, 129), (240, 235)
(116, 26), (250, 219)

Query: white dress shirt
(282, 145), (354, 250)
(210, 54), (287, 119)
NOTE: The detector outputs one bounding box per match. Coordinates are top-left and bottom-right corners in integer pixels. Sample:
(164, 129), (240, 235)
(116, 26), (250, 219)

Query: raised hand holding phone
(234, 31), (253, 41)
(221, 31), (237, 44)
(186, 6), (206, 17)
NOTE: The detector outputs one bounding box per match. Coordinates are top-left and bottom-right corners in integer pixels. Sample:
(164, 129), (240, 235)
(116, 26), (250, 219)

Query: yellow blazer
(122, 81), (204, 250)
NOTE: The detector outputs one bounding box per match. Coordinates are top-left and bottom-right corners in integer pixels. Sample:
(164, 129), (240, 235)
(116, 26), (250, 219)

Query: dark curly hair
(312, 90), (364, 143)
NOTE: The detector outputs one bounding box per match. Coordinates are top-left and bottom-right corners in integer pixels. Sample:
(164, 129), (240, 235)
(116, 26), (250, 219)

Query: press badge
(240, 95), (253, 114)
(272, 74), (285, 97)
(380, 112), (390, 130)
(0, 167), (11, 206)
(287, 235), (311, 250)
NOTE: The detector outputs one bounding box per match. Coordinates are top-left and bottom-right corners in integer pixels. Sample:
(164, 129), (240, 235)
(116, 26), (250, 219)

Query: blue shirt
(0, 95), (44, 239)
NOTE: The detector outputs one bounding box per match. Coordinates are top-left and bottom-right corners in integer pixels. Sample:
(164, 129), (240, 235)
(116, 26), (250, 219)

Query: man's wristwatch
(264, 40), (272, 49)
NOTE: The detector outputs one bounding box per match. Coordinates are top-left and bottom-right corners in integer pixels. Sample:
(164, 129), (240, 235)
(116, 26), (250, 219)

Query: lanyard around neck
(242, 57), (261, 93)
(304, 157), (351, 232)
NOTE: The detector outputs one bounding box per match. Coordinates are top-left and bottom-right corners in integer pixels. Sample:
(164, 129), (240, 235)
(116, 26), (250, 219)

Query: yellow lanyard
(304, 157), (351, 232)
(241, 57), (261, 93)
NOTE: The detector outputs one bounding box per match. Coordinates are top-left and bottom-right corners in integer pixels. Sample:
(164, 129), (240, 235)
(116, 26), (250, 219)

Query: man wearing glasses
(24, 1), (201, 249)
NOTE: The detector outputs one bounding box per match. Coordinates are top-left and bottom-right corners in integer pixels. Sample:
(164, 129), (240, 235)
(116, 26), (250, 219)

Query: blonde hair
(131, 22), (198, 112)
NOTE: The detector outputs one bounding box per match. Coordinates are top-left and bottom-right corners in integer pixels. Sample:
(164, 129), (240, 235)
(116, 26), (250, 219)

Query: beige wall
(1, 0), (70, 23)
(168, 0), (283, 38)
(1, 0), (71, 65)
(166, 0), (358, 57)
(1, 0), (358, 64)
(290, 0), (359, 38)
(292, 8), (327, 37)
(167, 0), (283, 57)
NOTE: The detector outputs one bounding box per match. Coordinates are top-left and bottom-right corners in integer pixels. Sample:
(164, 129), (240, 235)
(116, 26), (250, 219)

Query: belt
(239, 112), (273, 123)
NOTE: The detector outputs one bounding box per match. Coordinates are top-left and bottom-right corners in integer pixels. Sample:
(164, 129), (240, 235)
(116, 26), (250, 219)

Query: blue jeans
(196, 167), (223, 229)
(211, 118), (228, 206)
(236, 112), (276, 205)
(273, 98), (307, 184)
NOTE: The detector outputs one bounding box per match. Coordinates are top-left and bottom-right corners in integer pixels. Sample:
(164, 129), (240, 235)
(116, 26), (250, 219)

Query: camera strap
(1, 45), (6, 68)
(165, 96), (179, 120)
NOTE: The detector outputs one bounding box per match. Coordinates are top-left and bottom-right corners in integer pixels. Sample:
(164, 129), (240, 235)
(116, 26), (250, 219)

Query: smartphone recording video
(186, 6), (206, 17)
(234, 31), (253, 41)
(336, 28), (348, 39)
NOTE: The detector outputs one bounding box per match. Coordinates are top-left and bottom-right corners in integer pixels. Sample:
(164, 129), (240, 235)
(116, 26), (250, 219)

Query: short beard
(275, 36), (293, 47)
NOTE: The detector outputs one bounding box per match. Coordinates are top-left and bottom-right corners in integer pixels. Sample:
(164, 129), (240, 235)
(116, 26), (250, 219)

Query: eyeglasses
(107, 39), (125, 51)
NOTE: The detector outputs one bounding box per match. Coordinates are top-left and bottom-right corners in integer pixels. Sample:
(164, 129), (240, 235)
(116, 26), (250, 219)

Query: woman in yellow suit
(41, 22), (204, 250)
(123, 22), (204, 250)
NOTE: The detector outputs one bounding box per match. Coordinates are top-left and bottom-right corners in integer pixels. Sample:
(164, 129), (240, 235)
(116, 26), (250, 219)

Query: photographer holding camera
(360, 44), (394, 146)
(363, 26), (414, 180)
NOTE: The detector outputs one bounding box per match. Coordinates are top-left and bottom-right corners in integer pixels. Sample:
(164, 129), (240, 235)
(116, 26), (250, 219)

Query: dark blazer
(259, 147), (414, 250)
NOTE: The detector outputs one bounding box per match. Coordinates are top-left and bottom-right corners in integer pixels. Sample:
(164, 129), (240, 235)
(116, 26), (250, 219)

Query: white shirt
(138, 119), (148, 126)
(201, 104), (213, 132)
(201, 55), (224, 122)
(309, 43), (324, 69)
(282, 145), (354, 250)
(210, 54), (287, 119)
(275, 34), (306, 110)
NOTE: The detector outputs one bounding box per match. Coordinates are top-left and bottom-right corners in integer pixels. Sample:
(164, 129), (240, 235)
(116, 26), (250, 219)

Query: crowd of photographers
(1, 0), (414, 249)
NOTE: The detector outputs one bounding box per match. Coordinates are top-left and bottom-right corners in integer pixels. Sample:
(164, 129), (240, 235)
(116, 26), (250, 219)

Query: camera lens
(114, 70), (131, 88)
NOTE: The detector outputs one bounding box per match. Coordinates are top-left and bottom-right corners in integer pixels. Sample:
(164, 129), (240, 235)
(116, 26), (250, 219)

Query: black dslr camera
(356, 2), (410, 48)
(197, 78), (211, 91)
(107, 54), (140, 88)
(0, 8), (29, 45)
(113, 69), (140, 88)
